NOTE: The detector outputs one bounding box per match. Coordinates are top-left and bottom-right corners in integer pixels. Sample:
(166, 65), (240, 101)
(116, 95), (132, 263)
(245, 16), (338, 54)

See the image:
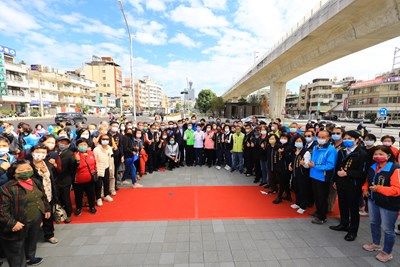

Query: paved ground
(2, 165), (400, 267)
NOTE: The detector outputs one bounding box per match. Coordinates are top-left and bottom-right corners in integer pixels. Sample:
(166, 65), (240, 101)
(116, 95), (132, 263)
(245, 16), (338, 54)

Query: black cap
(57, 136), (71, 143)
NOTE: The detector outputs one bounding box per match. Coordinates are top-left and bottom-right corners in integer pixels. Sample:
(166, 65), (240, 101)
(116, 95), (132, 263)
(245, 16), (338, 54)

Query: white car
(241, 115), (269, 124)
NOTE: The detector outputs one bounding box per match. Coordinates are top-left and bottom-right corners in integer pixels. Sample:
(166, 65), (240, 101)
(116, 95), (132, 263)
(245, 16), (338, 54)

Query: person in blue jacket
(0, 135), (16, 186)
(308, 130), (338, 224)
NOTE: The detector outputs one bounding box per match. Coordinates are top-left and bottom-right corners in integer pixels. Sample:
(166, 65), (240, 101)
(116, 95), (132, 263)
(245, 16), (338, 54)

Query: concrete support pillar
(269, 82), (287, 119)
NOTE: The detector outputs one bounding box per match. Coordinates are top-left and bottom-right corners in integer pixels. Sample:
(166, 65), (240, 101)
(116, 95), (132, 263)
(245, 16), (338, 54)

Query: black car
(55, 112), (87, 125)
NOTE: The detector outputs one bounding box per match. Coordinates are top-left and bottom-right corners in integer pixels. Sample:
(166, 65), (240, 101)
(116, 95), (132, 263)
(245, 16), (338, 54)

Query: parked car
(353, 117), (372, 123)
(55, 112), (87, 125)
(337, 117), (353, 122)
(241, 115), (269, 124)
(323, 114), (338, 121)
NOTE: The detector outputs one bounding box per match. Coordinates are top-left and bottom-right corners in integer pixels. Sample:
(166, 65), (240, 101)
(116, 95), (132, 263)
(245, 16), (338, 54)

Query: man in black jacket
(330, 130), (366, 241)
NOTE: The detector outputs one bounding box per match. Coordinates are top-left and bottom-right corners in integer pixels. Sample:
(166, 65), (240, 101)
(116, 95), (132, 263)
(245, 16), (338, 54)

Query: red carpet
(70, 186), (339, 224)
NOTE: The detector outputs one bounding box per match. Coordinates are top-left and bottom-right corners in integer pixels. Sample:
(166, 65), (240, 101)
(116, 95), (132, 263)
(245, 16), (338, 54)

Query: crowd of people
(0, 114), (399, 266)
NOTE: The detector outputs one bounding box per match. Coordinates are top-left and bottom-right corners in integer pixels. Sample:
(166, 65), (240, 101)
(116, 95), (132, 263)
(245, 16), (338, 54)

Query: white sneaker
(216, 166), (221, 170)
(297, 208), (306, 214)
(225, 166), (231, 171)
(96, 198), (103, 207)
(290, 204), (300, 209)
(359, 210), (368, 216)
(121, 180), (130, 185)
(111, 190), (117, 196)
(104, 195), (114, 202)
(132, 183), (143, 188)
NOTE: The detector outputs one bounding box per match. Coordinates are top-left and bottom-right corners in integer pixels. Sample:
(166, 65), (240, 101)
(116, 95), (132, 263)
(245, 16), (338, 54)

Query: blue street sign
(379, 108), (388, 116)
(0, 45), (16, 57)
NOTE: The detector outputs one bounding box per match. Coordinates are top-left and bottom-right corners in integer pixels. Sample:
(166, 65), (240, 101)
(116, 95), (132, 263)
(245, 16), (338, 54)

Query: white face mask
(364, 140), (374, 146)
(81, 134), (90, 139)
(280, 139), (288, 144)
(317, 138), (327, 145)
(32, 153), (46, 161)
(46, 144), (55, 150)
(101, 140), (109, 145)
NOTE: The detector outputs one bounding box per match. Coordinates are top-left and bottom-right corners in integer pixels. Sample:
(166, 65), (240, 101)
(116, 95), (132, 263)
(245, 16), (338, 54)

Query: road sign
(0, 59), (3, 67)
(0, 53), (3, 60)
(0, 74), (5, 81)
(0, 67), (5, 74)
(317, 102), (321, 111)
(0, 82), (6, 89)
(379, 108), (388, 116)
(0, 88), (7, 95)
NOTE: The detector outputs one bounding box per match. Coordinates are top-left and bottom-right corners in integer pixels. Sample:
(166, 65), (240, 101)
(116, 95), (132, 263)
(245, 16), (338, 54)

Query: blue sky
(1, 0), (399, 97)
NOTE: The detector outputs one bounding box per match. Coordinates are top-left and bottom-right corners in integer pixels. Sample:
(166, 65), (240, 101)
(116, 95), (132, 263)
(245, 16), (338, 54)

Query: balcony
(0, 92), (30, 103)
(4, 62), (28, 74)
(6, 79), (29, 89)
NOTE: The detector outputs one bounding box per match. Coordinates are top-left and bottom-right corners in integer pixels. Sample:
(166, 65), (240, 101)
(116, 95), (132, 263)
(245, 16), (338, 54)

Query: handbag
(83, 157), (98, 183)
(53, 203), (67, 224)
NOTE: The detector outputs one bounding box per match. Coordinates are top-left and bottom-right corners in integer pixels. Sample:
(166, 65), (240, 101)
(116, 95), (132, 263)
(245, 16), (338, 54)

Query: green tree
(238, 97), (247, 104)
(248, 94), (260, 104)
(210, 97), (225, 116)
(175, 102), (182, 111)
(196, 89), (216, 113)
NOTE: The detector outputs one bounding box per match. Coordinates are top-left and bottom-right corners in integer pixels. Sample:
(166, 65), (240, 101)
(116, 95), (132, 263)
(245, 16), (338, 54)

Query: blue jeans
(260, 160), (268, 184)
(231, 152), (243, 172)
(122, 157), (137, 184)
(368, 199), (398, 253)
(224, 150), (232, 167)
(216, 148), (223, 166)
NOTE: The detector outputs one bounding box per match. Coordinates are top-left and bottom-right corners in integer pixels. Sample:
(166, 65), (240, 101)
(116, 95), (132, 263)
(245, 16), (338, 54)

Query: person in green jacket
(231, 125), (245, 173)
(183, 123), (195, 166)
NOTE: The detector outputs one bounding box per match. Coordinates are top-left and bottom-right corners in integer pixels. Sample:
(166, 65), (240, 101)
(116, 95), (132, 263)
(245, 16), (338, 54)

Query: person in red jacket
(73, 139), (97, 216)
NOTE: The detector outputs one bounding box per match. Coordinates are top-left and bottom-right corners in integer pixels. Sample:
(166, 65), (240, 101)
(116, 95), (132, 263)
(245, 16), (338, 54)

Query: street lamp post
(180, 90), (188, 118)
(38, 72), (44, 117)
(118, 0), (136, 122)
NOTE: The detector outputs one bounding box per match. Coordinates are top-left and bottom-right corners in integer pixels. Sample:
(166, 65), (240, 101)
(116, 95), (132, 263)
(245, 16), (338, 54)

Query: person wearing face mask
(107, 122), (124, 190)
(158, 131), (169, 170)
(174, 120), (185, 167)
(258, 126), (269, 186)
(204, 125), (215, 168)
(330, 131), (367, 242)
(251, 128), (262, 184)
(269, 122), (280, 138)
(222, 126), (233, 171)
(266, 134), (281, 194)
(144, 124), (160, 173)
(55, 136), (74, 223)
(93, 134), (115, 207)
(362, 145), (400, 263)
(308, 131), (338, 224)
(289, 136), (311, 214)
(0, 160), (51, 266)
(30, 145), (59, 245)
(231, 126), (245, 174)
(193, 125), (205, 167)
(272, 133), (293, 204)
(380, 135), (399, 162)
(214, 126), (224, 170)
(165, 136), (180, 171)
(243, 124), (254, 177)
(0, 136), (15, 186)
(134, 129), (147, 177)
(183, 123), (195, 167)
(39, 135), (60, 169)
(73, 139), (97, 216)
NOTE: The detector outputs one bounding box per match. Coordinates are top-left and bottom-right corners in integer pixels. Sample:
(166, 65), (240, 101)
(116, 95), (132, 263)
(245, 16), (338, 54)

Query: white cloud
(127, 0), (145, 13)
(203, 0), (227, 10)
(25, 32), (57, 46)
(0, 1), (41, 34)
(135, 20), (168, 45)
(146, 0), (167, 11)
(170, 33), (200, 48)
(170, 5), (229, 34)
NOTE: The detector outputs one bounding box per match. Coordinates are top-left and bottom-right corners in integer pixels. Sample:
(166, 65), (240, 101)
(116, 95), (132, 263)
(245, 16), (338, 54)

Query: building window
(102, 70), (106, 73)
(103, 77), (106, 80)
(389, 84), (399, 91)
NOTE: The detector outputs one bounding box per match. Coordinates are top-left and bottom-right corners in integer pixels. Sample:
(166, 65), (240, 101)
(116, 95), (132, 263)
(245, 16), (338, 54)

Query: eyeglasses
(305, 135), (313, 137)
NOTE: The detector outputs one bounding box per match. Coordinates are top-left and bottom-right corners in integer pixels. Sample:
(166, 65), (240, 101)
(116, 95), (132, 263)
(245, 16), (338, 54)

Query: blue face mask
(78, 146), (88, 153)
(0, 147), (9, 156)
(332, 134), (341, 141)
(343, 140), (355, 148)
(305, 137), (313, 143)
(294, 142), (304, 149)
(170, 141), (175, 145)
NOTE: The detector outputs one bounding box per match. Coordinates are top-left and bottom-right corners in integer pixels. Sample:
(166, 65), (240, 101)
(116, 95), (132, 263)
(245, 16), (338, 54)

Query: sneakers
(311, 218), (327, 224)
(132, 183), (143, 188)
(290, 204), (300, 209)
(216, 166), (221, 170)
(89, 207), (97, 214)
(96, 198), (103, 207)
(359, 210), (368, 216)
(104, 195), (113, 202)
(395, 228), (400, 235)
(121, 180), (130, 185)
(376, 251), (393, 262)
(47, 237), (59, 244)
(111, 190), (117, 196)
(224, 165), (231, 171)
(297, 208), (306, 214)
(64, 217), (71, 223)
(27, 257), (43, 266)
(362, 243), (382, 252)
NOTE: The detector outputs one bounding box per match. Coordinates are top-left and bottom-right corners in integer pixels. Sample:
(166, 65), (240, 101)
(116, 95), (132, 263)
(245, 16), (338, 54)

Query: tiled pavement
(2, 166), (400, 267)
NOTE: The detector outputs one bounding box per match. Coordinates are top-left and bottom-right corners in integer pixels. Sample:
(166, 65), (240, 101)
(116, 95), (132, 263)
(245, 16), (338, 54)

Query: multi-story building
(142, 76), (164, 113)
(28, 66), (97, 115)
(285, 92), (299, 114)
(168, 96), (183, 113)
(0, 45), (30, 114)
(348, 70), (400, 118)
(83, 56), (123, 110)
